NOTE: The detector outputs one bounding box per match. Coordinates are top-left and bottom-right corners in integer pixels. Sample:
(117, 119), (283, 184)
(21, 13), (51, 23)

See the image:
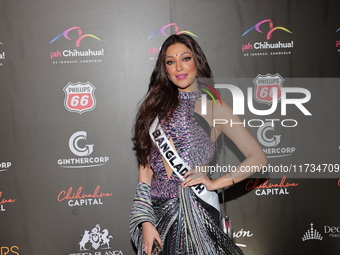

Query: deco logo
(324, 225), (340, 238)
(57, 131), (109, 168)
(257, 122), (295, 158)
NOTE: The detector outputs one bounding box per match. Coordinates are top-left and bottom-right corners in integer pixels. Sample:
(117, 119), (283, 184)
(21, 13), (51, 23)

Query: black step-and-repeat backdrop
(1, 1), (339, 254)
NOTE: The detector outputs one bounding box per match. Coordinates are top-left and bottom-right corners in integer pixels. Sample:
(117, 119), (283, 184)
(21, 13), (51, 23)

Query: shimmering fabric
(150, 90), (216, 201)
(130, 90), (244, 255)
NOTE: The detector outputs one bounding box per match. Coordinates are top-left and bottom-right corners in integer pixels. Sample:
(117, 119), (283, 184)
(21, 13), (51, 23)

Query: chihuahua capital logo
(242, 19), (293, 40)
(50, 26), (102, 47)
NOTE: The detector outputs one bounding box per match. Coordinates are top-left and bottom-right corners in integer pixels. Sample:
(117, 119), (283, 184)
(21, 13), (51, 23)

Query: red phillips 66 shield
(253, 74), (283, 105)
(63, 82), (96, 114)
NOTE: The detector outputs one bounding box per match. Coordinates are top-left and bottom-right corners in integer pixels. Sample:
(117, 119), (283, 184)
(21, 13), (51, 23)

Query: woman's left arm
(182, 101), (267, 190)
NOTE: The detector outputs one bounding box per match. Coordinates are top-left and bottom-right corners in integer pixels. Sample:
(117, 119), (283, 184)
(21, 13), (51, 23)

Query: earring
(167, 74), (171, 81)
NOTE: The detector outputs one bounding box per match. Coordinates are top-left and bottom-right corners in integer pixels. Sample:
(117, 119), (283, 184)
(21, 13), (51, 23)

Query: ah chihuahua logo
(148, 23), (198, 40)
(242, 19), (292, 40)
(50, 26), (102, 47)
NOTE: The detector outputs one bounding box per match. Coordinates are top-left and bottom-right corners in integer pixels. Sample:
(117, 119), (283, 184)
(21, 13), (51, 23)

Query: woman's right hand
(142, 221), (162, 255)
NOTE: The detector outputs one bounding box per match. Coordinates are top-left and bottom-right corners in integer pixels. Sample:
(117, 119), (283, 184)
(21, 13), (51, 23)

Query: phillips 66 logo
(64, 82), (96, 114)
(253, 73), (283, 104)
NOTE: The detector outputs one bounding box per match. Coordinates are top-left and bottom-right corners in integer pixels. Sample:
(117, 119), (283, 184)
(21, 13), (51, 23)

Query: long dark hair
(133, 34), (213, 166)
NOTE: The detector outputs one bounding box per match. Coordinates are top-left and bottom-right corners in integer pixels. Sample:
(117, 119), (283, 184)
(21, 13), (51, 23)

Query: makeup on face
(165, 43), (197, 92)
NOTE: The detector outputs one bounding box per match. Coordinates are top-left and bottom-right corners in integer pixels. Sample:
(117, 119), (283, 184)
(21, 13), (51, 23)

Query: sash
(149, 117), (220, 212)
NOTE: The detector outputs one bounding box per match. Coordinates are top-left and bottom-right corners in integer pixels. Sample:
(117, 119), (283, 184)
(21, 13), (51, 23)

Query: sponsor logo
(0, 162), (11, 172)
(0, 42), (4, 67)
(0, 246), (20, 255)
(302, 223), (323, 241)
(245, 176), (298, 196)
(233, 228), (254, 248)
(50, 27), (102, 47)
(49, 26), (104, 65)
(0, 191), (16, 212)
(324, 225), (340, 238)
(57, 185), (113, 207)
(257, 122), (296, 158)
(336, 28), (340, 52)
(242, 19), (293, 57)
(64, 82), (96, 114)
(147, 23), (197, 60)
(253, 74), (283, 104)
(69, 224), (123, 255)
(57, 131), (109, 168)
(242, 19), (292, 39)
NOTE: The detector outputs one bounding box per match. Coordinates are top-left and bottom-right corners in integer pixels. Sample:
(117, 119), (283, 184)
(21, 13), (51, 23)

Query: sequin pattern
(150, 90), (215, 199)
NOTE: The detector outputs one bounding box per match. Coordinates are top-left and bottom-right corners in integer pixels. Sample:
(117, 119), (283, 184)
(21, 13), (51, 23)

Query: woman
(130, 34), (267, 255)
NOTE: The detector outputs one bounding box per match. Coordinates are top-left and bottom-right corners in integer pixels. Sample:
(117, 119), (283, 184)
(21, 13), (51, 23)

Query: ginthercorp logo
(302, 223), (323, 241)
(242, 19), (293, 56)
(57, 185), (113, 207)
(0, 191), (16, 212)
(0, 162), (11, 172)
(64, 82), (96, 114)
(0, 246), (20, 255)
(147, 23), (197, 60)
(69, 131), (94, 156)
(257, 122), (296, 158)
(69, 224), (123, 255)
(245, 176), (298, 196)
(57, 131), (109, 168)
(50, 26), (104, 65)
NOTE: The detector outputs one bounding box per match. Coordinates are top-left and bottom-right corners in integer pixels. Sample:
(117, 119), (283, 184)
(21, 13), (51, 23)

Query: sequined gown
(130, 90), (244, 255)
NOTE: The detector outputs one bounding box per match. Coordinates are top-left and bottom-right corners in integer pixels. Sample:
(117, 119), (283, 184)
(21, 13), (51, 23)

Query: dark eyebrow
(179, 51), (192, 56)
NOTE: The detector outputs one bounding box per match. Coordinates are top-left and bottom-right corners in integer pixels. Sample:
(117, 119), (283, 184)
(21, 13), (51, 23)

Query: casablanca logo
(50, 26), (102, 47)
(242, 19), (292, 40)
(64, 82), (96, 114)
(148, 23), (197, 40)
(257, 122), (295, 158)
(253, 73), (283, 105)
(302, 223), (323, 241)
(79, 224), (113, 250)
